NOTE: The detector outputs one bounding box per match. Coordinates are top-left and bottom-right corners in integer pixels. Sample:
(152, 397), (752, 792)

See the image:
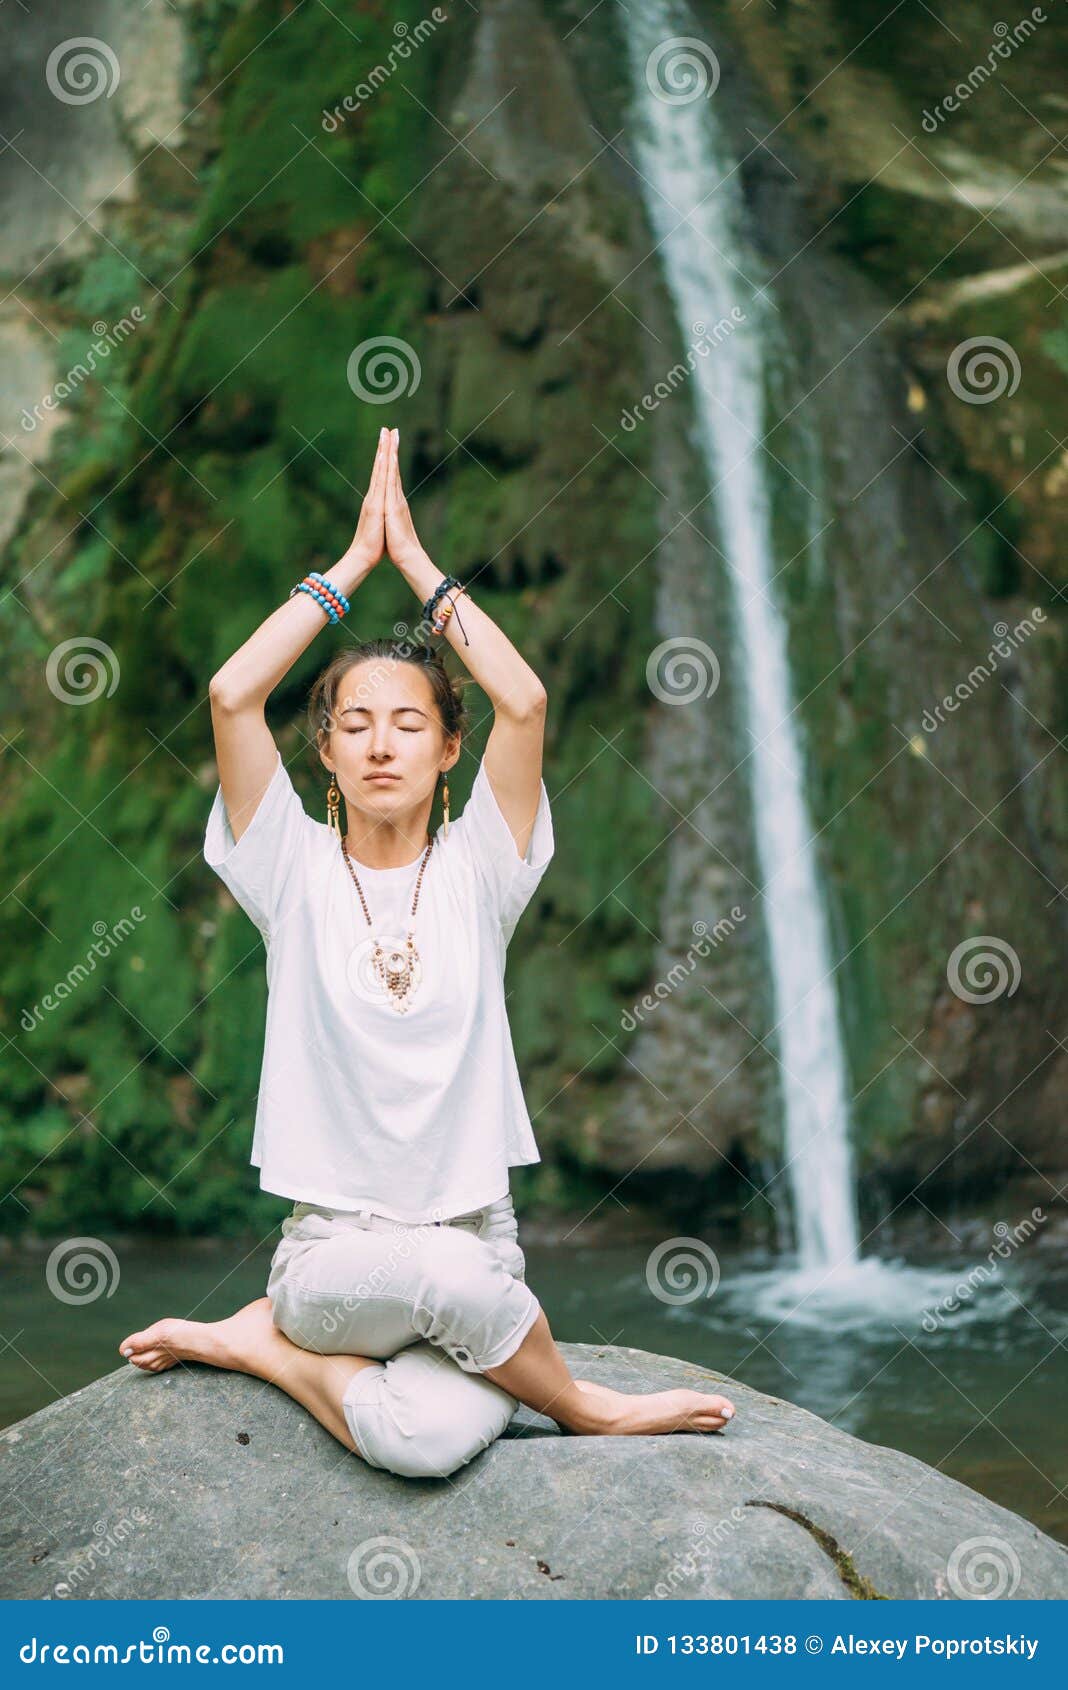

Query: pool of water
(3, 1235), (1065, 1544)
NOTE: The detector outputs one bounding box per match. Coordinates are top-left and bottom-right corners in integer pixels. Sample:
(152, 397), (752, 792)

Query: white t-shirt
(202, 745), (554, 1222)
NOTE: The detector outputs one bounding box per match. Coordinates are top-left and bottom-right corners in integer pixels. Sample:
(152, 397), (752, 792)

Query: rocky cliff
(0, 0), (1064, 1241)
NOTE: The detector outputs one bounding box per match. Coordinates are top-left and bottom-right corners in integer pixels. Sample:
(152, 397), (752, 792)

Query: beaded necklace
(339, 836), (434, 1014)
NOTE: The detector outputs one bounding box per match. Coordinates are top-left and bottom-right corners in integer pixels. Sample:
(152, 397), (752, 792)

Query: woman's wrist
(327, 547), (379, 596)
(393, 547), (442, 597)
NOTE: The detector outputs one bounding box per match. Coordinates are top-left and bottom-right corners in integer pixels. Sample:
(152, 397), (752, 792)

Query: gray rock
(2, 1344), (1065, 1600)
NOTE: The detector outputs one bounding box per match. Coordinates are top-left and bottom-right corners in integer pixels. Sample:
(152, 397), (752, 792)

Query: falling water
(624, 5), (860, 1271)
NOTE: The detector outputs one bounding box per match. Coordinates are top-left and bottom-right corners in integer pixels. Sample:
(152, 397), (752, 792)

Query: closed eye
(343, 726), (422, 734)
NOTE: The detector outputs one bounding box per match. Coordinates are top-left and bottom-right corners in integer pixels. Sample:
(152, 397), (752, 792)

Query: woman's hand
(340, 427), (389, 569)
(384, 427), (429, 569)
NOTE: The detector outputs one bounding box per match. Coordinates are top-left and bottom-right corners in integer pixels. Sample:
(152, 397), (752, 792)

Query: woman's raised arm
(208, 427), (389, 844)
(383, 428), (548, 862)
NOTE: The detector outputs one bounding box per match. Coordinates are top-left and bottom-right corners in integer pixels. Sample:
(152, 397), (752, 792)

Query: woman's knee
(343, 1351), (516, 1479)
(353, 1422), (490, 1480)
(409, 1233), (540, 1371)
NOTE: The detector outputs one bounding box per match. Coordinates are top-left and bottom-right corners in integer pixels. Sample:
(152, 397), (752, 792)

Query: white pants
(265, 1193), (542, 1479)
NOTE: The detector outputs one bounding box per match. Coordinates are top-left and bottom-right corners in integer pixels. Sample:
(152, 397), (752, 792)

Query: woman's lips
(365, 773), (400, 782)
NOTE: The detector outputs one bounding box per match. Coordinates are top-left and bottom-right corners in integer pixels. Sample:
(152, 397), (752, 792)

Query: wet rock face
(422, 0), (1068, 1211)
(2, 1341), (1066, 1599)
(1, 0), (1064, 1239)
(702, 0), (1068, 1205)
(0, 0), (184, 550)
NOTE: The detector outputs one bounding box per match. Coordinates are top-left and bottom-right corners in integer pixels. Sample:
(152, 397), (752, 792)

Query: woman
(118, 426), (736, 1478)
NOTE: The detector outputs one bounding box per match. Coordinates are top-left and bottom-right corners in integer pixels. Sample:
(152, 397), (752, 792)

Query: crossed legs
(119, 1224), (736, 1476)
(119, 1299), (736, 1477)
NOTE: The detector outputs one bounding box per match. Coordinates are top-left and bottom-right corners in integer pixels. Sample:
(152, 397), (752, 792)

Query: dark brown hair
(307, 638), (470, 761)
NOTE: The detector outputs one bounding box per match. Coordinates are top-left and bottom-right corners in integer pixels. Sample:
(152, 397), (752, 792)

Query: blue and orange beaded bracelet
(288, 571), (351, 624)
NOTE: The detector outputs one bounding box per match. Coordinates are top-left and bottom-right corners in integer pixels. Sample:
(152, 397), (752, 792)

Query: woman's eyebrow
(340, 704), (428, 716)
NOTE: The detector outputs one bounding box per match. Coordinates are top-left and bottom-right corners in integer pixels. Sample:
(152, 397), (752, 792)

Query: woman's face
(322, 659), (457, 818)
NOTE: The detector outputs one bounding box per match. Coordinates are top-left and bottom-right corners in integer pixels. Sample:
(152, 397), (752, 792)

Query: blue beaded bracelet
(307, 572), (351, 613)
(289, 580), (340, 623)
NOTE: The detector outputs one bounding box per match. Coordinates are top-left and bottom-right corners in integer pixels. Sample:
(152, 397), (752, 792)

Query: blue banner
(2, 1599), (1062, 1682)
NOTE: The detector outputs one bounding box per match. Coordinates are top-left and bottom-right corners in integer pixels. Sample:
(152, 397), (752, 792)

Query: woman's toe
(119, 1320), (180, 1367)
(120, 1323), (162, 1356)
(703, 1393), (735, 1418)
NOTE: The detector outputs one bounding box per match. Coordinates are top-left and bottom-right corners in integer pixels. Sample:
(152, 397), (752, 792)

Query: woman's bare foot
(570, 1376), (735, 1434)
(118, 1297), (284, 1377)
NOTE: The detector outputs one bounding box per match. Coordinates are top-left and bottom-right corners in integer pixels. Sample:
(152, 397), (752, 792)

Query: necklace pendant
(340, 838), (433, 1015)
(373, 939), (422, 1012)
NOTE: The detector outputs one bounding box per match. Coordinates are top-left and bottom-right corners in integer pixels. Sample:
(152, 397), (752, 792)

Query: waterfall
(624, 5), (860, 1271)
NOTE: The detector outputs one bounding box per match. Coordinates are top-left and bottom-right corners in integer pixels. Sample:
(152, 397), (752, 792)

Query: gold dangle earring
(441, 771), (450, 840)
(326, 774), (342, 841)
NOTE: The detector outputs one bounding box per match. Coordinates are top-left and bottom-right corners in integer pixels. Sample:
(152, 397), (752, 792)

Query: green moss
(0, 0), (846, 1237)
(746, 1501), (889, 1600)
